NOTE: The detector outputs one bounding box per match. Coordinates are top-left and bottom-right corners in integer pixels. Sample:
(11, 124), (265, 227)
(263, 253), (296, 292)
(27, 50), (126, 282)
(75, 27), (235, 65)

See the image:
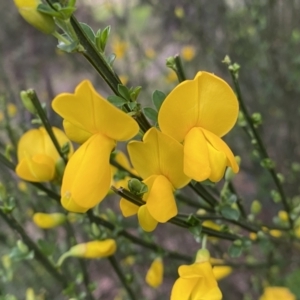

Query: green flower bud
(251, 200), (262, 215)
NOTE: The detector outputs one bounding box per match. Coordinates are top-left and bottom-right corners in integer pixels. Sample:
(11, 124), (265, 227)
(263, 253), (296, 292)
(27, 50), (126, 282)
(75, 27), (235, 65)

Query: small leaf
(107, 95), (128, 107)
(130, 86), (142, 101)
(228, 242), (243, 258)
(106, 53), (116, 66)
(143, 107), (158, 122)
(80, 23), (95, 43)
(59, 7), (77, 19)
(100, 26), (111, 52)
(118, 85), (131, 101)
(220, 205), (240, 221)
(57, 40), (79, 53)
(152, 90), (166, 111)
(37, 4), (61, 17)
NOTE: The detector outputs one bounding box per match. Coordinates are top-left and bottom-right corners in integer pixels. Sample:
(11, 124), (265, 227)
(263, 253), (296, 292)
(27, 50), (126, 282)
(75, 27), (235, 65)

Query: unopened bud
(251, 200), (262, 215)
(33, 212), (66, 229)
(195, 248), (210, 263)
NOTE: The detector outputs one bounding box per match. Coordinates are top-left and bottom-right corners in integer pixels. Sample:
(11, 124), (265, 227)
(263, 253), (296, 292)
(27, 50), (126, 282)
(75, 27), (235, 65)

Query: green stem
(188, 183), (217, 207)
(174, 54), (186, 82)
(108, 256), (136, 300)
(52, 31), (71, 45)
(27, 89), (67, 164)
(228, 182), (247, 219)
(229, 70), (293, 229)
(0, 210), (69, 289)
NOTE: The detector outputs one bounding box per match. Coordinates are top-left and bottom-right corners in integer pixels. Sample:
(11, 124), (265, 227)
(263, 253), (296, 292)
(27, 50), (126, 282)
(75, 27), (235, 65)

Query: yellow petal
(145, 175), (177, 223)
(171, 277), (199, 300)
(128, 128), (190, 188)
(70, 239), (117, 258)
(145, 257), (164, 288)
(33, 213), (66, 229)
(61, 196), (88, 213)
(61, 134), (115, 210)
(202, 128), (239, 173)
(63, 120), (93, 144)
(52, 80), (139, 142)
(212, 266), (232, 281)
(119, 198), (139, 217)
(137, 205), (158, 232)
(183, 127), (210, 181)
(158, 71), (238, 142)
(206, 142), (227, 182)
(16, 154), (55, 182)
(17, 127), (73, 162)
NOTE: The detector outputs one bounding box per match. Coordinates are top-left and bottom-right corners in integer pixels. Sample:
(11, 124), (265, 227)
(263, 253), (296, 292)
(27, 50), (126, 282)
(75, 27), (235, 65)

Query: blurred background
(1, 0), (300, 299)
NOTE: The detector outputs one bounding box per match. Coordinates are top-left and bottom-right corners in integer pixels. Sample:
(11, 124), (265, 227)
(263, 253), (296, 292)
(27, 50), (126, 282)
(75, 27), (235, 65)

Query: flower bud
(145, 257), (164, 288)
(33, 212), (66, 229)
(251, 200), (262, 215)
(195, 248), (210, 263)
(69, 239), (117, 259)
(14, 0), (55, 34)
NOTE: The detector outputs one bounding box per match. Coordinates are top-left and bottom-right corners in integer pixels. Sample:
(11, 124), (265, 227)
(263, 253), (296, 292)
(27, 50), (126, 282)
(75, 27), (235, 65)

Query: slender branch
(229, 70), (293, 228)
(0, 210), (69, 289)
(188, 183), (216, 207)
(27, 89), (67, 163)
(108, 256), (136, 300)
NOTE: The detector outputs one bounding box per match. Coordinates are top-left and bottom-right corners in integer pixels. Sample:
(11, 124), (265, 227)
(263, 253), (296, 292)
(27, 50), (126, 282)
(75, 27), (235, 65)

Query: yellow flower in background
(259, 287), (296, 300)
(145, 48), (156, 59)
(165, 70), (178, 83)
(181, 46), (196, 61)
(171, 261), (222, 300)
(120, 128), (190, 231)
(16, 127), (73, 182)
(146, 257), (164, 288)
(13, 0), (55, 34)
(119, 75), (129, 85)
(112, 37), (128, 59)
(158, 71), (239, 182)
(68, 240), (116, 259)
(52, 80), (139, 212)
(33, 212), (66, 229)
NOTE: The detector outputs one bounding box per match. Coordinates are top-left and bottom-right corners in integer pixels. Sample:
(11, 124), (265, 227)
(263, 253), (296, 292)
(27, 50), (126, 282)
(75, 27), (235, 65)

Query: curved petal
(17, 127), (73, 162)
(16, 154), (55, 182)
(61, 134), (115, 209)
(145, 175), (177, 223)
(119, 198), (139, 217)
(145, 258), (164, 288)
(212, 266), (232, 281)
(61, 195), (89, 213)
(202, 128), (239, 173)
(52, 80), (139, 141)
(158, 72), (238, 141)
(171, 278), (199, 300)
(183, 127), (210, 181)
(128, 128), (190, 187)
(192, 284), (222, 300)
(178, 263), (205, 278)
(63, 120), (93, 144)
(206, 142), (227, 182)
(137, 205), (158, 232)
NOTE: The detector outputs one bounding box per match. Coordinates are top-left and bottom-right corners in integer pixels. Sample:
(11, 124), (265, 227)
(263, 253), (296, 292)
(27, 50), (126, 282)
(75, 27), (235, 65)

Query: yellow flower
(158, 71), (239, 182)
(7, 104), (17, 117)
(112, 37), (128, 59)
(120, 128), (190, 231)
(16, 127), (73, 182)
(68, 239), (116, 259)
(33, 212), (66, 229)
(165, 71), (178, 83)
(259, 287), (296, 300)
(13, 0), (55, 34)
(145, 48), (156, 59)
(52, 80), (139, 212)
(146, 257), (164, 288)
(181, 46), (196, 61)
(278, 210), (288, 222)
(171, 261), (222, 300)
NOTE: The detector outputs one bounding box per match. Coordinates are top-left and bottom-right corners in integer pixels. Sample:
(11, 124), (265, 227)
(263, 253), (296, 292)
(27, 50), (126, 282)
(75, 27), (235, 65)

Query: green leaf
(57, 40), (79, 53)
(152, 90), (166, 111)
(118, 84), (131, 101)
(130, 86), (142, 101)
(143, 107), (158, 122)
(220, 205), (240, 221)
(228, 242), (243, 258)
(106, 53), (116, 66)
(59, 7), (77, 19)
(107, 95), (128, 107)
(37, 239), (55, 256)
(37, 4), (61, 17)
(80, 23), (95, 43)
(100, 26), (111, 52)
